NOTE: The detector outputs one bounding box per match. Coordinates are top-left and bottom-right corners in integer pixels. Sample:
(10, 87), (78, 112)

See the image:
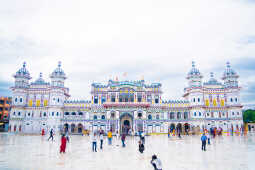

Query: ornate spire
(14, 61), (31, 79)
(192, 61), (195, 68)
(50, 61), (66, 79)
(210, 72), (214, 78)
(58, 61), (61, 68)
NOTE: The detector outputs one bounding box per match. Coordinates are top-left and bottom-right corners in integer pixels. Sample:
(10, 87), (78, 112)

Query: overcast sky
(0, 0), (255, 105)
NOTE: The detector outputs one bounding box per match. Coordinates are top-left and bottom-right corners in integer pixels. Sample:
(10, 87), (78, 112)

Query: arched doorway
(176, 123), (182, 134)
(184, 123), (190, 135)
(170, 123), (175, 132)
(120, 113), (133, 134)
(78, 124), (83, 133)
(64, 123), (69, 133)
(71, 124), (75, 133)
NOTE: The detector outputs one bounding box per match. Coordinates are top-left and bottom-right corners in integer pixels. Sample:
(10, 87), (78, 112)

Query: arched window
(177, 112), (181, 119)
(156, 115), (160, 119)
(52, 112), (54, 116)
(184, 112), (188, 119)
(13, 112), (16, 116)
(198, 98), (200, 102)
(194, 112), (196, 116)
(199, 112), (201, 116)
(101, 115), (105, 119)
(148, 115), (152, 120)
(57, 98), (60, 103)
(56, 112), (59, 116)
(111, 112), (115, 119)
(138, 112), (142, 118)
(79, 112), (83, 116)
(232, 112), (235, 116)
(44, 112), (47, 117)
(94, 115), (97, 120)
(65, 112), (69, 115)
(170, 112), (175, 119)
(72, 112), (76, 115)
(20, 98), (22, 102)
(15, 98), (17, 102)
(235, 98), (238, 102)
(230, 98), (233, 102)
(193, 98), (195, 102)
(28, 113), (30, 116)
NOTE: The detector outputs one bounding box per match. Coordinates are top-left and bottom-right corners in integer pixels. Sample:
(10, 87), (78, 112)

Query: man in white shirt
(91, 132), (97, 152)
(151, 155), (162, 170)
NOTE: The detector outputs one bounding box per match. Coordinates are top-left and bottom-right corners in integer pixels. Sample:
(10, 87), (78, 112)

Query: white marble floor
(0, 133), (254, 170)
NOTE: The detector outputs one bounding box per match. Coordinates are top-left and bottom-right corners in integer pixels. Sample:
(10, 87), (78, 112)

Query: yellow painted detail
(213, 99), (217, 106)
(205, 99), (209, 107)
(36, 100), (40, 107)
(44, 100), (48, 106)
(28, 100), (33, 107)
(220, 99), (225, 106)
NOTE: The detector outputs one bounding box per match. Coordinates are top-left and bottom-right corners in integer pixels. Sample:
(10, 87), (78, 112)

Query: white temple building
(9, 61), (243, 134)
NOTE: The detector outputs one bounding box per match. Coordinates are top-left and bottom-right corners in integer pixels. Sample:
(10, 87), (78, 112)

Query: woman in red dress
(60, 134), (67, 153)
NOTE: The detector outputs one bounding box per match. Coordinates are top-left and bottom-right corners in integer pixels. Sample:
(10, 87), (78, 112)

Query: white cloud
(0, 0), (255, 103)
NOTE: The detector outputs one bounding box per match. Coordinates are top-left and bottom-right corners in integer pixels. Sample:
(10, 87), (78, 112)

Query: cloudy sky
(0, 0), (255, 105)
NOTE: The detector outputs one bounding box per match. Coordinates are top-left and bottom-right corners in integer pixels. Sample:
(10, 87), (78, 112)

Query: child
(138, 140), (144, 153)
(60, 134), (67, 153)
(151, 155), (162, 170)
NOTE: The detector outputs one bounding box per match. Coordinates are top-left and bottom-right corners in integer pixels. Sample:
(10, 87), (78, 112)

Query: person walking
(116, 130), (119, 140)
(151, 155), (162, 170)
(141, 131), (145, 144)
(41, 129), (45, 136)
(91, 132), (97, 152)
(138, 140), (145, 153)
(100, 132), (104, 149)
(60, 134), (67, 153)
(65, 131), (70, 143)
(201, 133), (207, 151)
(107, 130), (112, 145)
(48, 129), (54, 141)
(121, 133), (126, 147)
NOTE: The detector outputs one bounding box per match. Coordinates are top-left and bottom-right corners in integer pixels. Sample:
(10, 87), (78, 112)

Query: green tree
(243, 109), (255, 123)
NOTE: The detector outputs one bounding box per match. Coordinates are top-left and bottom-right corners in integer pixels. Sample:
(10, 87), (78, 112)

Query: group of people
(43, 128), (162, 169)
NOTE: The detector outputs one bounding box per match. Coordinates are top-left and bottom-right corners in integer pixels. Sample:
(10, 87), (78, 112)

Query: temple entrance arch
(120, 112), (133, 134)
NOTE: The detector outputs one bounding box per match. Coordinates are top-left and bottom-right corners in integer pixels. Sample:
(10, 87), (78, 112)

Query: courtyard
(0, 133), (254, 170)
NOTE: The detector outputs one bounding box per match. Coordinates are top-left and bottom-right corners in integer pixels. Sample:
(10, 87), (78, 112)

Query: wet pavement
(0, 133), (254, 170)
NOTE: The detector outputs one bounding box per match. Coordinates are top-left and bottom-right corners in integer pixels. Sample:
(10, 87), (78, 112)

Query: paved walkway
(0, 133), (254, 170)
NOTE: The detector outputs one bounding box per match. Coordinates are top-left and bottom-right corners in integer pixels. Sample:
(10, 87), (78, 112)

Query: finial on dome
(58, 61), (61, 68)
(192, 61), (195, 67)
(210, 72), (214, 78)
(226, 61), (230, 68)
(23, 62), (26, 68)
(39, 72), (42, 78)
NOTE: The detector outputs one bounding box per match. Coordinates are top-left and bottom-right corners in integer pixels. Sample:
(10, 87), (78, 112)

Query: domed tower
(222, 62), (241, 108)
(186, 61), (203, 88)
(48, 62), (69, 133)
(184, 61), (204, 119)
(50, 61), (66, 87)
(222, 62), (239, 88)
(13, 62), (31, 88)
(12, 62), (31, 107)
(49, 61), (69, 106)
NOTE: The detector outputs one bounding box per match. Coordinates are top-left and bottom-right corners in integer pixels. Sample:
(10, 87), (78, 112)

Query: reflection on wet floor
(0, 133), (254, 170)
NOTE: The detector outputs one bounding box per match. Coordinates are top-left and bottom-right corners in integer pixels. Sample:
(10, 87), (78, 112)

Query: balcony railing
(103, 102), (150, 108)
